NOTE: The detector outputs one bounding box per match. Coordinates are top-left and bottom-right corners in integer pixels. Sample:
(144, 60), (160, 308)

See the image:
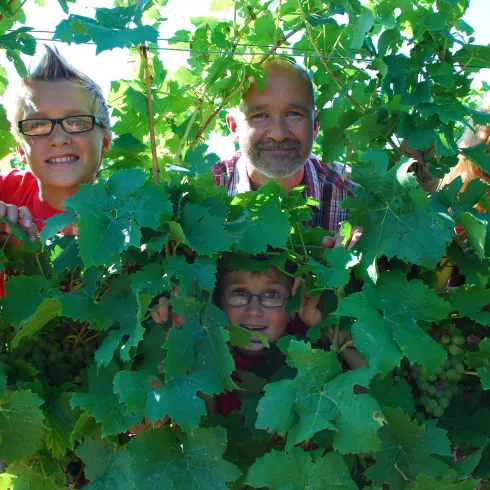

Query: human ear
(16, 145), (28, 165)
(101, 133), (112, 158)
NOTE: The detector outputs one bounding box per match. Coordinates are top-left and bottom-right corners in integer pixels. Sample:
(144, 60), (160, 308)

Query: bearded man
(212, 58), (361, 247)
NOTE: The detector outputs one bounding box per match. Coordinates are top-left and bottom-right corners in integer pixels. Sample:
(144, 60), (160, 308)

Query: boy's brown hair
(10, 45), (111, 138)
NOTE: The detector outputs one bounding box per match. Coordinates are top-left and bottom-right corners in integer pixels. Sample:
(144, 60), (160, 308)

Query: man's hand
(0, 201), (37, 244)
(322, 226), (363, 250)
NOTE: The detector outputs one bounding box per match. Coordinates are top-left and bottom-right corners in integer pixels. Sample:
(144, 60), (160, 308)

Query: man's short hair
(10, 45), (111, 138)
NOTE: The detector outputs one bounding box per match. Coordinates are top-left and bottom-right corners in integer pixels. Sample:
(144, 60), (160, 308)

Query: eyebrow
(22, 109), (92, 119)
(225, 280), (288, 288)
(244, 102), (313, 115)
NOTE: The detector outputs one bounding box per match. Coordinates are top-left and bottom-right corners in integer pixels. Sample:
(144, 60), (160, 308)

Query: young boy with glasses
(152, 263), (366, 417)
(0, 46), (111, 238)
(0, 46), (112, 295)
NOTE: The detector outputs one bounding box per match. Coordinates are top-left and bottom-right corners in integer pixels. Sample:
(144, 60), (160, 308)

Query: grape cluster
(411, 333), (466, 418)
(0, 321), (98, 389)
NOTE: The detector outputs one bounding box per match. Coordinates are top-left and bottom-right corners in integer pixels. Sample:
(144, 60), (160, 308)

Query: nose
(245, 296), (264, 316)
(266, 114), (289, 141)
(49, 122), (72, 147)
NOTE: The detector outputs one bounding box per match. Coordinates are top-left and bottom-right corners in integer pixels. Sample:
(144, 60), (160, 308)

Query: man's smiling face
(227, 62), (318, 180)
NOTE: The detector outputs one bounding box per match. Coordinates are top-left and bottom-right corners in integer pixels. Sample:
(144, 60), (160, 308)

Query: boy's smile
(16, 80), (111, 210)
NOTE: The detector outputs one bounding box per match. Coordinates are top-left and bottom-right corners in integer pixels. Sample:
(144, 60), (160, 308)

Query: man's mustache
(256, 141), (301, 151)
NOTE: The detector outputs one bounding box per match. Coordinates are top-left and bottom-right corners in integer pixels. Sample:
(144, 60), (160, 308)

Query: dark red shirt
(214, 316), (309, 416)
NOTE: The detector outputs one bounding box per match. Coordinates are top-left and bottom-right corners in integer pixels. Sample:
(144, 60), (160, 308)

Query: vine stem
(35, 252), (45, 279)
(173, 106), (200, 165)
(463, 371), (478, 376)
(139, 45), (160, 184)
(297, 0), (364, 114)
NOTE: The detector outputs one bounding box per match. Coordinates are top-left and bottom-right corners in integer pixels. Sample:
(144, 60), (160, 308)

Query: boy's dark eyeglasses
(223, 291), (290, 308)
(18, 115), (105, 136)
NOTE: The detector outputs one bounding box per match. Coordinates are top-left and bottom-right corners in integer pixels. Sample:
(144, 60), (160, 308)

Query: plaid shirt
(212, 154), (355, 233)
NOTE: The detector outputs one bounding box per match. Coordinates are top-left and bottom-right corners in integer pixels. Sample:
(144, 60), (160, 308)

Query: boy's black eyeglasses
(222, 291), (290, 308)
(18, 115), (105, 136)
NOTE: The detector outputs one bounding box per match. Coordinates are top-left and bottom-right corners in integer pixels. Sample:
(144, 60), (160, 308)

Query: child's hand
(152, 290), (184, 327)
(292, 279), (322, 328)
(0, 201), (38, 243)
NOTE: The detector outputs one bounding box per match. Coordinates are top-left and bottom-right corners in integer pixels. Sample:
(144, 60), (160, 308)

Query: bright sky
(2, 0), (489, 159)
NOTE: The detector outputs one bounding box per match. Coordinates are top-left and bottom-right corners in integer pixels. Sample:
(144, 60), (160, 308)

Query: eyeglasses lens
(63, 116), (94, 133)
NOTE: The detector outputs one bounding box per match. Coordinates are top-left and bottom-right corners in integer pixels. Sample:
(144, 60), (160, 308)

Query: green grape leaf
(228, 198), (291, 255)
(0, 370), (5, 399)
(127, 426), (241, 490)
(337, 271), (450, 375)
(40, 212), (77, 243)
(54, 15), (158, 54)
(369, 375), (416, 417)
(164, 299), (236, 390)
(346, 151), (453, 278)
(245, 447), (357, 489)
(96, 286), (144, 367)
(162, 255), (217, 297)
(297, 248), (359, 290)
(465, 338), (490, 390)
(11, 298), (62, 348)
(71, 362), (142, 437)
(449, 286), (490, 325)
(256, 340), (384, 453)
(0, 390), (45, 463)
(146, 369), (223, 432)
(0, 462), (68, 490)
(365, 408), (451, 488)
(407, 470), (480, 490)
(0, 275), (54, 326)
(180, 203), (231, 256)
(75, 437), (134, 489)
(113, 326), (167, 414)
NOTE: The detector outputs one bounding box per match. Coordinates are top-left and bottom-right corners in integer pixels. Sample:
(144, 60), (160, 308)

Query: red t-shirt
(0, 170), (62, 296)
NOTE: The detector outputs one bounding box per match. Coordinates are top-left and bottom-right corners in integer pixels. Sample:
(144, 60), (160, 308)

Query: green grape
(427, 385), (437, 396)
(418, 374), (428, 383)
(439, 397), (450, 409)
(435, 390), (444, 399)
(420, 395), (430, 407)
(426, 399), (438, 410)
(419, 382), (430, 391)
(441, 335), (451, 344)
(443, 388), (453, 399)
(394, 375), (401, 382)
(454, 363), (465, 374)
(442, 359), (451, 369)
(428, 374), (437, 383)
(73, 375), (82, 384)
(433, 406), (444, 417)
(452, 335), (465, 346)
(449, 344), (464, 356)
(49, 343), (60, 354)
(436, 367), (445, 377)
(446, 368), (457, 381)
(415, 412), (426, 422)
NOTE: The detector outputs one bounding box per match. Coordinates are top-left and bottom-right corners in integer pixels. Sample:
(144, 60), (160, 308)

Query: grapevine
(0, 0), (489, 489)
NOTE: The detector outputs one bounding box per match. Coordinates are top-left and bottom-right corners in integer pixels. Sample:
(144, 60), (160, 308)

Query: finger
(346, 226), (363, 250)
(61, 224), (79, 236)
(0, 201), (6, 218)
(18, 206), (33, 229)
(333, 232), (344, 248)
(322, 235), (335, 248)
(291, 278), (302, 297)
(6, 204), (19, 226)
(27, 222), (38, 243)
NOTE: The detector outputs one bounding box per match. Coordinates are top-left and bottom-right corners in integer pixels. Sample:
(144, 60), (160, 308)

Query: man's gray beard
(243, 142), (312, 179)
